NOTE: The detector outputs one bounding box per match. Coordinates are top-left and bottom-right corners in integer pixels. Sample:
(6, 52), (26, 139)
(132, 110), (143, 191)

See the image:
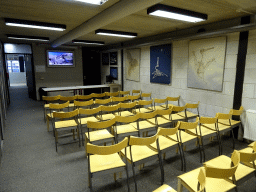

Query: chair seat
(162, 114), (185, 121)
(55, 119), (78, 129)
(204, 155), (255, 182)
(85, 129), (114, 142)
(134, 108), (152, 113)
(139, 120), (156, 130)
(249, 141), (256, 148)
(154, 106), (167, 110)
(178, 167), (236, 192)
(150, 135), (178, 151)
(177, 111), (198, 119)
(238, 147), (256, 168)
(118, 111), (134, 117)
(121, 145), (158, 163)
(90, 153), (126, 173)
(80, 116), (99, 125)
(153, 184), (177, 192)
(177, 131), (198, 143)
(218, 119), (241, 127)
(157, 117), (172, 126)
(116, 124), (138, 135)
(69, 103), (75, 107)
(47, 111), (64, 118)
(186, 126), (217, 137)
(99, 114), (115, 121)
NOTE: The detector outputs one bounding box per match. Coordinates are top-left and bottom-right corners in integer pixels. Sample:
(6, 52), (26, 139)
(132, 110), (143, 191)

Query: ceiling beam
(51, 0), (163, 47)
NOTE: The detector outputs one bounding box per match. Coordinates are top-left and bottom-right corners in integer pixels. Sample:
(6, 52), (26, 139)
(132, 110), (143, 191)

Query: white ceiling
(1, 0), (256, 48)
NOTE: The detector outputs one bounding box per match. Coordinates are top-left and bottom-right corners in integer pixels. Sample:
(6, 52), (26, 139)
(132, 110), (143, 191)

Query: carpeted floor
(0, 86), (255, 192)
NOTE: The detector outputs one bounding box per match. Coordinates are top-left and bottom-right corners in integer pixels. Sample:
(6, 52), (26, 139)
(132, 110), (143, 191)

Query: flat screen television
(47, 50), (75, 67)
(110, 67), (118, 80)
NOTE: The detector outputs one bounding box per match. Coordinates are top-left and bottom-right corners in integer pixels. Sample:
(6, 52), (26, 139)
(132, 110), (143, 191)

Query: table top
(42, 84), (111, 92)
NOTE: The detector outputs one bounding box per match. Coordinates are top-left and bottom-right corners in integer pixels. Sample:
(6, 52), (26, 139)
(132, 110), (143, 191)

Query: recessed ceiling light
(72, 40), (104, 45)
(95, 29), (137, 38)
(6, 34), (50, 42)
(74, 0), (108, 5)
(4, 18), (66, 31)
(147, 4), (207, 23)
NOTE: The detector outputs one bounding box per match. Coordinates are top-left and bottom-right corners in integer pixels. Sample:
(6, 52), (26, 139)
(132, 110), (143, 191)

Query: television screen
(47, 50), (75, 67)
(110, 67), (118, 80)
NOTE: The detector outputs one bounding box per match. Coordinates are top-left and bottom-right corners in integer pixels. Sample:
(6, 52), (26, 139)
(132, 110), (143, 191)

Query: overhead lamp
(6, 34), (50, 42)
(72, 40), (104, 45)
(4, 18), (66, 31)
(74, 0), (108, 5)
(95, 29), (137, 38)
(147, 4), (207, 23)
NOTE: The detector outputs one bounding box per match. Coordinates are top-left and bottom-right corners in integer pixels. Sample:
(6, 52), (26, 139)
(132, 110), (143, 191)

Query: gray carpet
(0, 86), (255, 192)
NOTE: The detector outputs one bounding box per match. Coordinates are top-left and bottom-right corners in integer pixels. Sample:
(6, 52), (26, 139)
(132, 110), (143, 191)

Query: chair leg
(197, 137), (203, 163)
(77, 127), (81, 147)
(125, 166), (130, 192)
(180, 143), (186, 172)
(46, 116), (50, 132)
(177, 143), (184, 171)
(231, 129), (235, 149)
(158, 152), (165, 185)
(55, 130), (58, 152)
(72, 129), (75, 140)
(131, 163), (138, 192)
(200, 137), (206, 162)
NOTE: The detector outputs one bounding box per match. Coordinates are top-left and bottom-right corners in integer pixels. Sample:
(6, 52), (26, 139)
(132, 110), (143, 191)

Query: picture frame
(110, 52), (117, 65)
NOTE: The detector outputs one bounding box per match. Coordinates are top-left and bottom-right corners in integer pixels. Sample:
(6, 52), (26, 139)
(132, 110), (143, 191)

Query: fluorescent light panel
(72, 40), (104, 45)
(6, 35), (49, 42)
(74, 0), (108, 5)
(147, 4), (207, 23)
(4, 18), (66, 31)
(95, 29), (137, 38)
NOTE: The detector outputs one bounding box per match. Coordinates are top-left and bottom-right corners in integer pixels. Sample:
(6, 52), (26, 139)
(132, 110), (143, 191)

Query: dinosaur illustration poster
(150, 44), (171, 84)
(125, 48), (140, 81)
(188, 37), (226, 91)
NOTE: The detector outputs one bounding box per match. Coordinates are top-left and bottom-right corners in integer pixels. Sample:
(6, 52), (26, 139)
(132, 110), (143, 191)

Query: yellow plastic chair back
(216, 113), (232, 120)
(111, 96), (128, 102)
(74, 99), (94, 107)
(87, 118), (116, 129)
(231, 150), (240, 167)
(154, 98), (167, 104)
(91, 93), (106, 99)
(141, 93), (151, 99)
(172, 105), (186, 112)
(43, 95), (60, 102)
(230, 106), (244, 116)
(179, 117), (199, 130)
(101, 104), (120, 112)
(199, 117), (217, 124)
(119, 101), (137, 109)
(197, 167), (206, 192)
(86, 137), (128, 155)
(132, 90), (141, 95)
(53, 108), (79, 118)
(156, 107), (173, 116)
(137, 99), (153, 106)
(129, 128), (160, 146)
(79, 106), (102, 115)
(49, 101), (70, 109)
(185, 101), (200, 109)
(158, 122), (180, 136)
(139, 110), (158, 119)
(77, 94), (93, 100)
(127, 95), (140, 101)
(119, 90), (130, 96)
(166, 96), (180, 101)
(204, 164), (238, 179)
(115, 113), (141, 123)
(94, 98), (112, 105)
(59, 95), (77, 101)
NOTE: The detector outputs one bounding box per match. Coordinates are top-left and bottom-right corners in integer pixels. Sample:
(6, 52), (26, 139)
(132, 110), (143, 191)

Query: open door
(24, 55), (36, 99)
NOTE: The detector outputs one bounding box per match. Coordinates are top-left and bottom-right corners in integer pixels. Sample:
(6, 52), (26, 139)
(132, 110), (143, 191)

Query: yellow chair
(52, 109), (80, 152)
(150, 98), (168, 110)
(121, 129), (164, 190)
(178, 102), (200, 121)
(85, 118), (116, 145)
(138, 110), (158, 136)
(114, 113), (140, 141)
(46, 101), (70, 132)
(175, 118), (200, 172)
(238, 141), (256, 169)
(134, 99), (153, 114)
(154, 107), (173, 128)
(78, 107), (101, 145)
(161, 106), (187, 125)
(166, 96), (180, 108)
(111, 95), (128, 105)
(177, 165), (237, 192)
(186, 117), (222, 162)
(118, 102), (137, 117)
(42, 95), (60, 122)
(59, 95), (78, 109)
(204, 149), (255, 186)
(99, 104), (120, 121)
(77, 94), (93, 101)
(74, 99), (94, 109)
(94, 98), (112, 108)
(153, 184), (177, 192)
(119, 90), (130, 97)
(86, 137), (130, 192)
(150, 123), (184, 171)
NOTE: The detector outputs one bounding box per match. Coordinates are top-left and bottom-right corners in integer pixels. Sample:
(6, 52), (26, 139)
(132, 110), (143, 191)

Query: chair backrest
(172, 105), (186, 112)
(230, 106), (244, 116)
(87, 118), (116, 129)
(129, 128), (160, 146)
(197, 167), (206, 192)
(105, 92), (119, 98)
(59, 95), (77, 102)
(231, 150), (240, 167)
(101, 104), (120, 113)
(119, 101), (137, 110)
(127, 94), (140, 102)
(53, 108), (79, 119)
(119, 90), (130, 97)
(86, 137), (128, 155)
(166, 96), (180, 106)
(132, 90), (141, 95)
(216, 113), (232, 120)
(158, 122), (180, 136)
(79, 106), (102, 116)
(185, 101), (200, 109)
(111, 96), (128, 103)
(115, 113), (141, 123)
(179, 117), (199, 130)
(49, 101), (70, 109)
(141, 93), (151, 100)
(74, 99), (94, 108)
(139, 110), (158, 120)
(94, 98), (112, 105)
(42, 95), (60, 103)
(137, 99), (153, 106)
(154, 98), (167, 107)
(77, 94), (93, 101)
(156, 107), (173, 116)
(91, 93), (106, 99)
(239, 150), (256, 163)
(199, 117), (217, 124)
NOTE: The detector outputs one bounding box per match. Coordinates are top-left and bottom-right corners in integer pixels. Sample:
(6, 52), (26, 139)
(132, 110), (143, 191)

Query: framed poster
(188, 36), (226, 91)
(102, 52), (109, 65)
(150, 44), (171, 84)
(110, 67), (118, 80)
(110, 52), (117, 65)
(125, 49), (140, 82)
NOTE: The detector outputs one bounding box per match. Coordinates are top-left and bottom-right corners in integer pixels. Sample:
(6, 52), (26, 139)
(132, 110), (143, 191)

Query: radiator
(243, 109), (256, 141)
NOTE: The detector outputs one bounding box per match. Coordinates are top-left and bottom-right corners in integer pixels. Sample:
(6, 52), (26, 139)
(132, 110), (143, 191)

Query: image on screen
(47, 51), (74, 67)
(110, 67), (118, 80)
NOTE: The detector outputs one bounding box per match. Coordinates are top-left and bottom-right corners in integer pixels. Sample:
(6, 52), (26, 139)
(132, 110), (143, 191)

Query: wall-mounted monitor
(110, 67), (118, 80)
(46, 50), (75, 67)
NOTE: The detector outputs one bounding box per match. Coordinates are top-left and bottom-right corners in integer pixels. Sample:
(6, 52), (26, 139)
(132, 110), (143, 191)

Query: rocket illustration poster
(150, 44), (171, 84)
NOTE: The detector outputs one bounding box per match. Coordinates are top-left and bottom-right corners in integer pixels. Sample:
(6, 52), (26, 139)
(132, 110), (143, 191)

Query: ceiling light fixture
(4, 18), (66, 31)
(74, 0), (108, 5)
(95, 29), (137, 38)
(72, 40), (104, 45)
(147, 4), (207, 23)
(6, 34), (50, 42)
